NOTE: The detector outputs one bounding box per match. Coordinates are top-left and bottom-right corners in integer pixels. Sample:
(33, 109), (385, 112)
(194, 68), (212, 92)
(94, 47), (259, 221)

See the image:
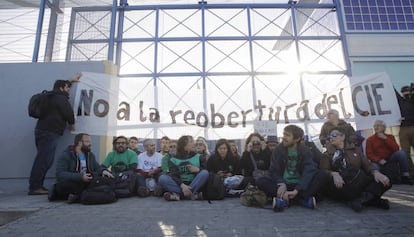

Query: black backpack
(28, 90), (53, 119)
(113, 170), (137, 198)
(203, 172), (226, 201)
(80, 176), (117, 205)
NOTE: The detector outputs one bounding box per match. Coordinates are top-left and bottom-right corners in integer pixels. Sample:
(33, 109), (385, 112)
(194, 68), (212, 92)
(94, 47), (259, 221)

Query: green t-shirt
(170, 154), (200, 183)
(161, 154), (171, 173)
(102, 149), (138, 175)
(283, 150), (300, 184)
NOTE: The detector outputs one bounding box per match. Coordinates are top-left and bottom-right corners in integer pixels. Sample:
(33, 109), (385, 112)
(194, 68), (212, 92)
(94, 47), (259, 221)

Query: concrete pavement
(0, 178), (413, 237)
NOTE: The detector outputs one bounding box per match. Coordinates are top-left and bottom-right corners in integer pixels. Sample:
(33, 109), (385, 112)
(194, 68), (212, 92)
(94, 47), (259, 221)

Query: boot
(348, 192), (374, 212)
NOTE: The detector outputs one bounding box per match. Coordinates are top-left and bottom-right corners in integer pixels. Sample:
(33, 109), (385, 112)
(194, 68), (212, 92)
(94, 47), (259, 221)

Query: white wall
(0, 61), (115, 178)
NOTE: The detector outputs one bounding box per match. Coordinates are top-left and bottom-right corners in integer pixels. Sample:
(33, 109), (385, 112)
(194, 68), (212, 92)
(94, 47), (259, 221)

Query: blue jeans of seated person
(29, 129), (61, 191)
(372, 150), (410, 175)
(158, 169), (209, 194)
(135, 173), (146, 188)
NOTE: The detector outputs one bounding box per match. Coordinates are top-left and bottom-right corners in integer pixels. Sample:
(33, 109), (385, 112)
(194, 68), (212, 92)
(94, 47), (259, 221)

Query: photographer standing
(395, 85), (414, 175)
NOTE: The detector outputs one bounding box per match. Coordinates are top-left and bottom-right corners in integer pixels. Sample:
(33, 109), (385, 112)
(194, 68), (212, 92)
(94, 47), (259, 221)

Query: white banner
(350, 72), (401, 130)
(72, 72), (400, 139)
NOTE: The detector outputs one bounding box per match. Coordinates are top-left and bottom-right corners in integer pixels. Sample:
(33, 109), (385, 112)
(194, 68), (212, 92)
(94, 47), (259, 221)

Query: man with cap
(395, 85), (414, 175)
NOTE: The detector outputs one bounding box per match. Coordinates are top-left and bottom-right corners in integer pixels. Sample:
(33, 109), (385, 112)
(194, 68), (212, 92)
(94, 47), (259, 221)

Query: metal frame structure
(30, 0), (349, 139)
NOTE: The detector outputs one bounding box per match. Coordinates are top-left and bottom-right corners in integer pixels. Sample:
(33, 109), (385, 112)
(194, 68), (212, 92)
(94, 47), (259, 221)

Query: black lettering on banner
(94, 99), (109, 117)
(149, 108), (160, 122)
(227, 112), (239, 128)
(78, 89), (93, 116)
(184, 110), (195, 125)
(314, 94), (327, 119)
(284, 103), (297, 123)
(169, 110), (182, 124)
(339, 88), (352, 119)
(241, 109), (252, 127)
(352, 85), (369, 116)
(196, 112), (208, 127)
(296, 100), (310, 121)
(255, 100), (266, 121)
(117, 102), (130, 120)
(139, 101), (146, 122)
(211, 104), (225, 128)
(364, 84), (376, 116)
(371, 83), (391, 115)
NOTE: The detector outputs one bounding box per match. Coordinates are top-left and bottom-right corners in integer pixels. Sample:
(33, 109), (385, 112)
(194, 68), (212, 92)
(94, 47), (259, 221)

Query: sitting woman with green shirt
(158, 135), (209, 201)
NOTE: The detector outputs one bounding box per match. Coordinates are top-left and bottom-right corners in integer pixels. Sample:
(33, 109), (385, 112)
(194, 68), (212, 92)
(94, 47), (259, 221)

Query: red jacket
(365, 134), (400, 162)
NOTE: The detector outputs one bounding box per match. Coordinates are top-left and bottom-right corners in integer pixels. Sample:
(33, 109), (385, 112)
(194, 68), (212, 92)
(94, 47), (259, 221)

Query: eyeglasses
(115, 142), (127, 145)
(329, 132), (343, 138)
(169, 145), (177, 148)
(195, 142), (204, 146)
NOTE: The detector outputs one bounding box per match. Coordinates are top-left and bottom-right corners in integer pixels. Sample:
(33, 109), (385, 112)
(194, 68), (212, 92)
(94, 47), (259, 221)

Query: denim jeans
(158, 169), (209, 194)
(29, 129), (61, 191)
(372, 150), (410, 175)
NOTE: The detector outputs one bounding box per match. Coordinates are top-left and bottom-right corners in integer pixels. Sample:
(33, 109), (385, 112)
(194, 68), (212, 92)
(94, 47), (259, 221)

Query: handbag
(249, 153), (267, 181)
(240, 184), (267, 207)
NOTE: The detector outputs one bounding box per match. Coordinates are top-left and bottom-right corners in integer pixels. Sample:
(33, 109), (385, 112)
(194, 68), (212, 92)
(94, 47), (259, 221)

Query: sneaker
(163, 192), (180, 201)
(301, 196), (316, 209)
(401, 176), (414, 185)
(137, 186), (150, 197)
(152, 185), (163, 197)
(272, 197), (288, 212)
(67, 194), (80, 204)
(48, 184), (57, 201)
(28, 188), (48, 195)
(191, 192), (203, 200)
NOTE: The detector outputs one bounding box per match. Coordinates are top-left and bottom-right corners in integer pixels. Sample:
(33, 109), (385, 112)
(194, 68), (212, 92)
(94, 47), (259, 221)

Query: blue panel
(343, 0), (414, 31)
(346, 23), (354, 30)
(355, 23), (364, 30)
(398, 23), (407, 30)
(372, 23), (381, 29)
(408, 23), (414, 29)
(364, 23), (372, 29)
(390, 23), (398, 29)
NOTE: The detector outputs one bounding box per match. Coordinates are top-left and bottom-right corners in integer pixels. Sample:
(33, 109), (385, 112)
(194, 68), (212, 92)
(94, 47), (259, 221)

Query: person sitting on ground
(265, 135), (279, 151)
(365, 120), (414, 185)
(228, 140), (241, 160)
(158, 135), (209, 201)
(256, 125), (329, 212)
(137, 139), (163, 196)
(195, 136), (210, 164)
(320, 127), (391, 212)
(207, 139), (241, 179)
(49, 133), (112, 203)
(161, 139), (178, 174)
(319, 109), (359, 153)
(239, 133), (271, 189)
(158, 136), (170, 156)
(101, 136), (145, 197)
(128, 136), (142, 155)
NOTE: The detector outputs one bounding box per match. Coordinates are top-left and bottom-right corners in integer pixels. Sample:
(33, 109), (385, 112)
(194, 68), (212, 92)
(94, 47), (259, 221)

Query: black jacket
(56, 146), (103, 183)
(395, 88), (414, 127)
(240, 148), (272, 177)
(268, 143), (318, 192)
(207, 153), (241, 175)
(36, 90), (75, 135)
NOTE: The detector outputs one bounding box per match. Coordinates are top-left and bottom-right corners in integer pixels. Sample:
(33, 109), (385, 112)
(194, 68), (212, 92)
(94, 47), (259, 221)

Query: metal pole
(33, 0), (47, 62)
(44, 0), (60, 62)
(108, 0), (118, 62)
